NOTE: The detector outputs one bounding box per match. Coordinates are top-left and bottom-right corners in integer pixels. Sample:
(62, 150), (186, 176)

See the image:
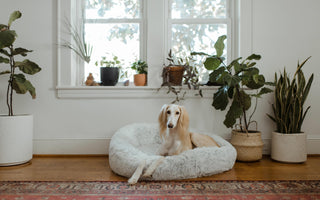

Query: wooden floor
(0, 155), (320, 181)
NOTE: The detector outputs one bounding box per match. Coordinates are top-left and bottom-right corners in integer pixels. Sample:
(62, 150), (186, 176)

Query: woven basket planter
(162, 66), (185, 86)
(230, 130), (263, 162)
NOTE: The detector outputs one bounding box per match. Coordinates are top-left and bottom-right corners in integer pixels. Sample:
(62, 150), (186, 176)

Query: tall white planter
(271, 132), (307, 163)
(0, 115), (33, 166)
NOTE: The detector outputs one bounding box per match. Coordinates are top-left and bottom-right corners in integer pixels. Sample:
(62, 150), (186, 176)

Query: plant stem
(8, 45), (15, 116)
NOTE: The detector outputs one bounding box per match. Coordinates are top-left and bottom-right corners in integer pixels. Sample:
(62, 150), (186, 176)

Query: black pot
(100, 67), (119, 86)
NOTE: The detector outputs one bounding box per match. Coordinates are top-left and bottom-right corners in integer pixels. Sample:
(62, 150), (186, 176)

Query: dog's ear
(158, 104), (168, 139)
(178, 106), (189, 131)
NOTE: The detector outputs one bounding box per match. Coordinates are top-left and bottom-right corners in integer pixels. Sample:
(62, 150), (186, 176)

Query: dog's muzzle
(168, 123), (174, 128)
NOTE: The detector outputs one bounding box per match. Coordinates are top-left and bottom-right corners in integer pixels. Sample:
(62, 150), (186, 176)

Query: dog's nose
(168, 123), (174, 128)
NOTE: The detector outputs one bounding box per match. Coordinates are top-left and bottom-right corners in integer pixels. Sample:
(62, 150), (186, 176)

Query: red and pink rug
(0, 180), (319, 200)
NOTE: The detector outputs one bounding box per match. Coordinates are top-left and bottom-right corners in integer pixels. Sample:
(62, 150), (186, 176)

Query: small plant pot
(0, 115), (33, 166)
(271, 132), (307, 163)
(100, 67), (119, 86)
(230, 130), (263, 162)
(134, 74), (147, 86)
(163, 66), (185, 86)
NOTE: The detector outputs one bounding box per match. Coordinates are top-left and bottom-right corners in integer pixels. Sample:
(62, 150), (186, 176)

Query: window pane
(85, 0), (141, 19)
(172, 24), (227, 83)
(85, 23), (140, 82)
(171, 0), (227, 19)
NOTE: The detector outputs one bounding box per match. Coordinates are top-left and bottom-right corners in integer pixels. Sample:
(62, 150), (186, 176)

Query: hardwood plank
(0, 156), (319, 181)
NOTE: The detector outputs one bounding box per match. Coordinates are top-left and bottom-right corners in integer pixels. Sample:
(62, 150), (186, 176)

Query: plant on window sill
(131, 60), (148, 86)
(160, 50), (203, 103)
(62, 17), (93, 64)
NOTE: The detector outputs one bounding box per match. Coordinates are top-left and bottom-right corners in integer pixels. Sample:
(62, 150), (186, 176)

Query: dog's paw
(128, 177), (138, 185)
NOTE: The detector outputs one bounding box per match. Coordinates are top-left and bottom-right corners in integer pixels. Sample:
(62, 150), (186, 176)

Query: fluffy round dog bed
(109, 123), (237, 181)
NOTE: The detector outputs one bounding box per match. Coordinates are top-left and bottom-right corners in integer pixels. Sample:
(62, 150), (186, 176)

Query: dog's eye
(176, 112), (180, 115)
(167, 111), (171, 114)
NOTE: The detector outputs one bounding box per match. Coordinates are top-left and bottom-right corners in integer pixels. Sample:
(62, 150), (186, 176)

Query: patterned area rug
(0, 180), (319, 200)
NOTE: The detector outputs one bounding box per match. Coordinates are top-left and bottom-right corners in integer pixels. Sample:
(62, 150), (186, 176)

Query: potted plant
(162, 49), (187, 86)
(0, 11), (41, 166)
(267, 57), (313, 163)
(95, 56), (121, 86)
(196, 35), (272, 161)
(61, 17), (92, 64)
(131, 60), (148, 86)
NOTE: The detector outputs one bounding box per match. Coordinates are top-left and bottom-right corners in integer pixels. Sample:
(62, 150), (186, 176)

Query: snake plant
(267, 57), (314, 133)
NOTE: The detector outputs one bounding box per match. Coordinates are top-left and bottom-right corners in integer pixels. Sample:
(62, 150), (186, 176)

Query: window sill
(56, 86), (219, 99)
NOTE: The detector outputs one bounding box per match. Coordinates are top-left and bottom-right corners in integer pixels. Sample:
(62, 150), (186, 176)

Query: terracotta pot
(271, 132), (307, 163)
(134, 74), (147, 86)
(230, 130), (263, 162)
(163, 66), (185, 86)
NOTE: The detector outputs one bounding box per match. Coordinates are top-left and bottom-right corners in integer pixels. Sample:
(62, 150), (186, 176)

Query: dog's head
(158, 104), (189, 138)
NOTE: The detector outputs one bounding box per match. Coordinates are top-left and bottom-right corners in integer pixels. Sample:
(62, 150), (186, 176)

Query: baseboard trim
(33, 136), (320, 155)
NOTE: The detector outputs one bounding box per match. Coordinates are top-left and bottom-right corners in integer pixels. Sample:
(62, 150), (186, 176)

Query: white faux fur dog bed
(109, 123), (237, 181)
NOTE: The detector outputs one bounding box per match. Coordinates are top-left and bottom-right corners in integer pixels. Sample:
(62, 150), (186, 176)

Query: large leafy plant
(267, 57), (313, 133)
(193, 35), (272, 132)
(0, 11), (41, 116)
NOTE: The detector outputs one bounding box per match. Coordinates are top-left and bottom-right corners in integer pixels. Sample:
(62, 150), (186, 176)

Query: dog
(128, 104), (220, 184)
(158, 104), (220, 156)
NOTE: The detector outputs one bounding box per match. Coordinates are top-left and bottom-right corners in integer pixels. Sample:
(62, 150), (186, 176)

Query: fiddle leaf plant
(193, 35), (272, 132)
(0, 11), (41, 116)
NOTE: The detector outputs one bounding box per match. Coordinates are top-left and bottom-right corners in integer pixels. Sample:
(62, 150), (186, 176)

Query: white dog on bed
(158, 104), (220, 156)
(128, 104), (220, 184)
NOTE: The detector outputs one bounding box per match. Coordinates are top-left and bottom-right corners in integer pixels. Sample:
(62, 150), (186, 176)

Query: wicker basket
(162, 66), (185, 86)
(230, 130), (263, 162)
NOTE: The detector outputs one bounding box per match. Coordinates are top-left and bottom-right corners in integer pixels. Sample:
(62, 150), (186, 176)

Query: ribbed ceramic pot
(230, 130), (263, 162)
(0, 115), (33, 166)
(271, 131), (307, 163)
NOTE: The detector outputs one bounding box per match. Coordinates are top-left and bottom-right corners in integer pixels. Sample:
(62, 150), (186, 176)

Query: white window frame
(56, 0), (243, 99)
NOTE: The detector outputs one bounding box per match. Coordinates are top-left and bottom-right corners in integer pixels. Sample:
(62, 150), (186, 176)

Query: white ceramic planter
(0, 115), (33, 166)
(271, 132), (307, 163)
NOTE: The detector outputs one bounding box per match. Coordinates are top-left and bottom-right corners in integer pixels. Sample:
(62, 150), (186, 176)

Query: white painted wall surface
(0, 0), (319, 154)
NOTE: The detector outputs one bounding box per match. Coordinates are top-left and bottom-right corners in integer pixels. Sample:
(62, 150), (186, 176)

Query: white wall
(0, 0), (319, 154)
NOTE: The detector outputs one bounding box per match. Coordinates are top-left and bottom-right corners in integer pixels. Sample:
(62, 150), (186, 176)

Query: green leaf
(190, 51), (209, 56)
(223, 98), (243, 128)
(204, 56), (221, 70)
(0, 56), (9, 63)
(209, 67), (226, 84)
(238, 90), (251, 111)
(12, 48), (32, 56)
(246, 54), (261, 61)
(214, 35), (227, 57)
(12, 74), (36, 99)
(212, 85), (229, 111)
(0, 24), (8, 30)
(252, 87), (273, 98)
(8, 11), (22, 27)
(245, 75), (265, 89)
(0, 70), (10, 75)
(0, 49), (10, 56)
(15, 59), (41, 75)
(0, 30), (16, 48)
(224, 74), (241, 87)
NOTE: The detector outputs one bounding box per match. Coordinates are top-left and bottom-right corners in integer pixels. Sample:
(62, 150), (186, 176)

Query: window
(84, 0), (145, 83)
(168, 0), (230, 83)
(57, 0), (238, 98)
